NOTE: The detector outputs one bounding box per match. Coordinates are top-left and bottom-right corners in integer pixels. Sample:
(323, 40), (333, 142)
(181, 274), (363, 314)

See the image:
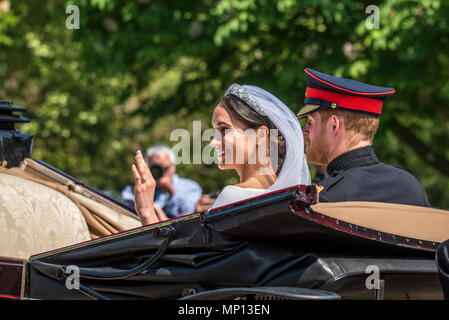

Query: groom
(297, 68), (430, 207)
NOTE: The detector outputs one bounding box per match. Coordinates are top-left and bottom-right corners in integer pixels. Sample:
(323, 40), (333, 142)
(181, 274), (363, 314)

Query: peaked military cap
(297, 68), (396, 118)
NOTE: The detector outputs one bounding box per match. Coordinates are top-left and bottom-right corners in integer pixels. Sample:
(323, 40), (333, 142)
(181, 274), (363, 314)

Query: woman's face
(210, 104), (259, 171)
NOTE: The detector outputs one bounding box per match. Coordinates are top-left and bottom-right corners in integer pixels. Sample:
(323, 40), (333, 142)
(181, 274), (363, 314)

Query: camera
(149, 163), (166, 181)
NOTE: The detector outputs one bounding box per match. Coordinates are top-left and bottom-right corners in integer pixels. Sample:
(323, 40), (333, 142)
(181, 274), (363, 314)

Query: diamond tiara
(224, 83), (266, 116)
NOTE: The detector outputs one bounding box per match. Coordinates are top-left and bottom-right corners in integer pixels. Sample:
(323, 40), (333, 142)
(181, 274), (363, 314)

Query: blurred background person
(121, 144), (202, 219)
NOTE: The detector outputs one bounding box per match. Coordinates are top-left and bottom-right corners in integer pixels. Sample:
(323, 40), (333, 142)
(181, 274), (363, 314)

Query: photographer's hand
(132, 150), (160, 226)
(156, 165), (176, 197)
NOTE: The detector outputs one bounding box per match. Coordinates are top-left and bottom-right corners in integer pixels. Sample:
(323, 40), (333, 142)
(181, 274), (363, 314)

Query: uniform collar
(326, 146), (379, 175)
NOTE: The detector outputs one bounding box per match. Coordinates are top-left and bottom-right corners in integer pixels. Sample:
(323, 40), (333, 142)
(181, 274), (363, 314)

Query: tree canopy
(1, 0), (448, 208)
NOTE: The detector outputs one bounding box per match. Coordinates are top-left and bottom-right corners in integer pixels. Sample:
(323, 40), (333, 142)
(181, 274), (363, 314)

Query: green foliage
(0, 0), (448, 207)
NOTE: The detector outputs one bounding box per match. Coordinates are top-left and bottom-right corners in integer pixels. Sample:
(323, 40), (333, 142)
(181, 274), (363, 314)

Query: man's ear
(329, 114), (342, 136)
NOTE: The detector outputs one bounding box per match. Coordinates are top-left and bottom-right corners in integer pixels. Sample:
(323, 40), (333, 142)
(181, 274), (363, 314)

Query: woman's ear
(256, 126), (269, 145)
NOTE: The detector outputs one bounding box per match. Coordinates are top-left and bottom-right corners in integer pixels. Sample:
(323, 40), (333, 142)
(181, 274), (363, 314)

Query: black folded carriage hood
(24, 185), (443, 300)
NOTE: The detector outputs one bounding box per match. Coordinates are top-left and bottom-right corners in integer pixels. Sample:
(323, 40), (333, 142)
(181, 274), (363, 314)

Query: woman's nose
(210, 137), (217, 147)
(209, 132), (223, 149)
(210, 134), (221, 148)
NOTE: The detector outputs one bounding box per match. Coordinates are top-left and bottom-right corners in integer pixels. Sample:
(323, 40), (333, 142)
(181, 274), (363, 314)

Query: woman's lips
(216, 150), (227, 162)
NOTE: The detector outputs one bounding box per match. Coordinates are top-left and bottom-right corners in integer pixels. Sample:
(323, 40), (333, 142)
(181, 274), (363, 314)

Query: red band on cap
(306, 87), (383, 115)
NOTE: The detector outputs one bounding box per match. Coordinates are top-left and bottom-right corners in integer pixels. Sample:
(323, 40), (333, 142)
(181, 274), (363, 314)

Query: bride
(132, 84), (311, 225)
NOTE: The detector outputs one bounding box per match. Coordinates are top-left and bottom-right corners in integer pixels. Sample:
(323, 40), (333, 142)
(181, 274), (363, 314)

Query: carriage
(1, 100), (448, 300)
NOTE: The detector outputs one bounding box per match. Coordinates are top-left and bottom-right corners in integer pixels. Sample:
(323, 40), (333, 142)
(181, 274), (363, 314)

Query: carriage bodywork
(1, 184), (447, 300)
(1, 100), (448, 300)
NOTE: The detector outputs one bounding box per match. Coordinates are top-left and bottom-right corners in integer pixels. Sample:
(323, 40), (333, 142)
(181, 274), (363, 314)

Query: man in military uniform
(297, 68), (430, 207)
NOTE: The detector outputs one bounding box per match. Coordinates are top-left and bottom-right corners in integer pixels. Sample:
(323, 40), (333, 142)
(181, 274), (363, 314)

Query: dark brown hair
(219, 95), (286, 175)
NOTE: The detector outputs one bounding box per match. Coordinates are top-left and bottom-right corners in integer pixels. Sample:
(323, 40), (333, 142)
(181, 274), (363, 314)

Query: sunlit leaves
(1, 0), (448, 206)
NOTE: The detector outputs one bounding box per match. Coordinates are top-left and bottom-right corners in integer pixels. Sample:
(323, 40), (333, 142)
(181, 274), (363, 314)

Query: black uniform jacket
(437, 239), (449, 299)
(318, 146), (430, 207)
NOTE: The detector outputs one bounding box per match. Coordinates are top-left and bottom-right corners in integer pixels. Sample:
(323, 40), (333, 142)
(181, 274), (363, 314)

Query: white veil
(242, 85), (311, 192)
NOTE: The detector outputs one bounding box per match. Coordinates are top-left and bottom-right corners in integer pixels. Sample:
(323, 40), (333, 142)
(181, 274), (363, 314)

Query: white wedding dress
(210, 186), (267, 209)
(209, 84), (311, 210)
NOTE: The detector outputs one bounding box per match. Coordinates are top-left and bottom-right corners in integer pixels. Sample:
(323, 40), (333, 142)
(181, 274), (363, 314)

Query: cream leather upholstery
(0, 173), (91, 259)
(0, 158), (141, 259)
(312, 201), (449, 243)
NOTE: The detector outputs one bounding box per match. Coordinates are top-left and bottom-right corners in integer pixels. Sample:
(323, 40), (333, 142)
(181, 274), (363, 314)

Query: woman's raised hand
(132, 150), (159, 225)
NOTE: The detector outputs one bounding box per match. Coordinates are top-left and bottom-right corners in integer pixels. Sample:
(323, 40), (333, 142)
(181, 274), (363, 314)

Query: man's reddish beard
(304, 131), (330, 166)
